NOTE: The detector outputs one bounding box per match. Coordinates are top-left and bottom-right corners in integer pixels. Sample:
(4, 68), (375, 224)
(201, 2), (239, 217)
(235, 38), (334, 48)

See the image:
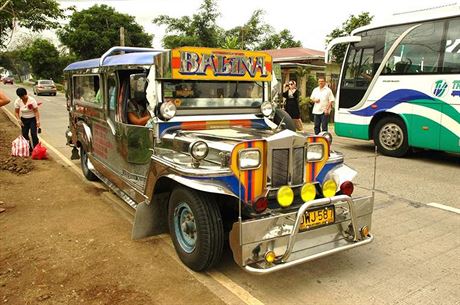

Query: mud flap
(132, 193), (169, 239)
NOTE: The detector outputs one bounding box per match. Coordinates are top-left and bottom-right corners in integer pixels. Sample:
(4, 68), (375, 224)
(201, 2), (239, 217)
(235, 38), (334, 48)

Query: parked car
(33, 80), (57, 96)
(2, 77), (14, 85)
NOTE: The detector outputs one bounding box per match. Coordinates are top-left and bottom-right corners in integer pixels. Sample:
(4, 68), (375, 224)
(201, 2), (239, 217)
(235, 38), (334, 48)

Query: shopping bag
(11, 135), (30, 157)
(31, 142), (47, 160)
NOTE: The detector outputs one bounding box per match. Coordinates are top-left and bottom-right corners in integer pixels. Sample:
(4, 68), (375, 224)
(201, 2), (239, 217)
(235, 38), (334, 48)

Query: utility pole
(119, 26), (125, 47)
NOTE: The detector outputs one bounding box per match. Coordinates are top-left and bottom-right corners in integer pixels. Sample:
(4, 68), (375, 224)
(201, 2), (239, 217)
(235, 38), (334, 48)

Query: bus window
(384, 21), (444, 74)
(443, 18), (460, 73)
(73, 75), (101, 106)
(107, 73), (118, 121)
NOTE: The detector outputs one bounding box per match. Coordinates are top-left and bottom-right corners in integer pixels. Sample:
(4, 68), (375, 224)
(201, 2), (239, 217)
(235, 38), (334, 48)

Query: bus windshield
(162, 80), (264, 108)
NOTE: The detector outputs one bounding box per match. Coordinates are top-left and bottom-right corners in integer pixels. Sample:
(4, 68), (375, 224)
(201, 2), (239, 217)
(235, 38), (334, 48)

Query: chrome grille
(292, 147), (304, 185)
(272, 149), (289, 186)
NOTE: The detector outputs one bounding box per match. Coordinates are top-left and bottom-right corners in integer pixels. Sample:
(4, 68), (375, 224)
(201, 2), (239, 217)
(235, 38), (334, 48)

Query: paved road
(1, 83), (459, 305)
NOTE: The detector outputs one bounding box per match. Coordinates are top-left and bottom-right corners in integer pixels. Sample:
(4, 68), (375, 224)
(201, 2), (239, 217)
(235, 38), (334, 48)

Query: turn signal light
(264, 250), (276, 264)
(340, 181), (354, 196)
(253, 197), (268, 213)
(360, 226), (370, 238)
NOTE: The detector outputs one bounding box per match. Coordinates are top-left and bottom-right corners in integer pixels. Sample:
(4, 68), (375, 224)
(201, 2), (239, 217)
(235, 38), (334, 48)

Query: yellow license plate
(300, 205), (335, 231)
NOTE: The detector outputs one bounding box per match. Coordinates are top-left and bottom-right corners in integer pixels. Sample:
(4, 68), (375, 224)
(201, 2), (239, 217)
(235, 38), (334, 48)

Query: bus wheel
(80, 146), (98, 181)
(168, 187), (224, 271)
(373, 117), (409, 157)
(272, 108), (297, 132)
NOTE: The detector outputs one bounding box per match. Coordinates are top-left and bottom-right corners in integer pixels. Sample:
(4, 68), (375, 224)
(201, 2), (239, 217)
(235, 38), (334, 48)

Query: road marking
(2, 106), (265, 305)
(427, 202), (460, 214)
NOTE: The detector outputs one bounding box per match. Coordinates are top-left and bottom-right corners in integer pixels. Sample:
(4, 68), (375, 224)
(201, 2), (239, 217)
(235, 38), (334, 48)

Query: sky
(22, 0), (457, 51)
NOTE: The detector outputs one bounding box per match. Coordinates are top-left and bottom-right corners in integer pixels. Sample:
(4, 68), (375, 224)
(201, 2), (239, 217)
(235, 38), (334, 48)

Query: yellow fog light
(301, 183), (316, 202)
(322, 179), (337, 198)
(361, 226), (370, 238)
(264, 251), (276, 264)
(277, 186), (294, 208)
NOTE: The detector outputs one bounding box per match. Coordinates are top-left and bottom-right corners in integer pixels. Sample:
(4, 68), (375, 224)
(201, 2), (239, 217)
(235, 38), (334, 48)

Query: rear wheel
(80, 146), (98, 181)
(168, 187), (224, 271)
(373, 116), (409, 157)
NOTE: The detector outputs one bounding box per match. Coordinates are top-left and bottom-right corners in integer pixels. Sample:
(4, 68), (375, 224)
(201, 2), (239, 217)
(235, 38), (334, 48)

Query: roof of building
(264, 47), (325, 62)
(64, 51), (162, 71)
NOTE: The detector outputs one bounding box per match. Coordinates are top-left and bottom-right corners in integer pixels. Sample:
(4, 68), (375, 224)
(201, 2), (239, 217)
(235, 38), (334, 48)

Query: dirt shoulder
(0, 111), (226, 305)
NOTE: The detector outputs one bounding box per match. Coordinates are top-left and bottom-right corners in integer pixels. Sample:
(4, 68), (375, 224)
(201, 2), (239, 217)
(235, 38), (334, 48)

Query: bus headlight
(277, 186), (294, 207)
(238, 149), (260, 170)
(159, 100), (177, 120)
(260, 101), (273, 117)
(189, 141), (209, 160)
(322, 179), (337, 198)
(306, 143), (324, 162)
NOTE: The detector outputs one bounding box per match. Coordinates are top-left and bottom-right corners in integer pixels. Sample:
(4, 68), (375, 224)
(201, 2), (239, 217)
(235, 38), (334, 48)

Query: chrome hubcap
(379, 123), (404, 151)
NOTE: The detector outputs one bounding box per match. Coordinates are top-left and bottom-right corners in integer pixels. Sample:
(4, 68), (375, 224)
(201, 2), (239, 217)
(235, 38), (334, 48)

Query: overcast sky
(54, 0), (449, 50)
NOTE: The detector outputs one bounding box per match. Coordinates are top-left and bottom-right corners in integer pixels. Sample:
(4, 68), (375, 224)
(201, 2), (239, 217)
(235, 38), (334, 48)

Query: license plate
(300, 205), (335, 231)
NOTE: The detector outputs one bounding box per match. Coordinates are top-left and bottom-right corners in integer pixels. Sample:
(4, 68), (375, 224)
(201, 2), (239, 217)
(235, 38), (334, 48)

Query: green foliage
(22, 39), (62, 81)
(153, 0), (302, 51)
(299, 97), (313, 123)
(0, 0), (64, 49)
(58, 4), (153, 60)
(306, 74), (317, 96)
(0, 49), (29, 81)
(325, 12), (373, 63)
(153, 0), (223, 48)
(257, 29), (302, 50)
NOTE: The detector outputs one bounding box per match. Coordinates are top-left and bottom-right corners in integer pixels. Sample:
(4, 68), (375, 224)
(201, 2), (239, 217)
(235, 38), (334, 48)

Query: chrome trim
(281, 195), (359, 262)
(245, 235), (374, 274)
(99, 46), (166, 66)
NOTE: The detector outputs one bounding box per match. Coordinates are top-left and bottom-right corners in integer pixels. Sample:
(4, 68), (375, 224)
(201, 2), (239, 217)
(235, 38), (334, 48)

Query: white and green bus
(326, 6), (460, 157)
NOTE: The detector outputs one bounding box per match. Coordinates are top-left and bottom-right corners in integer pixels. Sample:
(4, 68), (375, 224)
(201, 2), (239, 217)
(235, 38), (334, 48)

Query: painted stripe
(247, 142), (253, 202)
(427, 202), (460, 214)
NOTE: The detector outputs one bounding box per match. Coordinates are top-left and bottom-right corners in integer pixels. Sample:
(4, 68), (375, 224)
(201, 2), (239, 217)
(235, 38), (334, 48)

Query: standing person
(282, 80), (303, 131)
(311, 78), (335, 135)
(14, 87), (40, 151)
(0, 89), (10, 107)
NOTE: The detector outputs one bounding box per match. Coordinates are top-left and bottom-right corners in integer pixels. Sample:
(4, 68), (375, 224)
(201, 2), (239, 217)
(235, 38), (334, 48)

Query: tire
(80, 146), (98, 181)
(373, 116), (409, 157)
(168, 187), (224, 271)
(272, 108), (296, 132)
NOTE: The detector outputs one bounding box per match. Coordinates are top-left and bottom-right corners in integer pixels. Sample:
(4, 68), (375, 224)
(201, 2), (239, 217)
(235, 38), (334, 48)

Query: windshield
(162, 80), (264, 108)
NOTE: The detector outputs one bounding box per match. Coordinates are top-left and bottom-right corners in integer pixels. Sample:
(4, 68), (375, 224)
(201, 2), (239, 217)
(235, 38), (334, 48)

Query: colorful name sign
(171, 47), (272, 81)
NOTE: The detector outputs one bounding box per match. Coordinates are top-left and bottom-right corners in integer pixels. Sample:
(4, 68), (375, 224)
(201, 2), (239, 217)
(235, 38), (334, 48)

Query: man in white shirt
(310, 78), (335, 135)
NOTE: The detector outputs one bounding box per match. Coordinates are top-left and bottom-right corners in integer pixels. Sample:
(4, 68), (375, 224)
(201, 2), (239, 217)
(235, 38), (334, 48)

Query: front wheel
(373, 117), (409, 157)
(168, 187), (224, 271)
(80, 146), (98, 181)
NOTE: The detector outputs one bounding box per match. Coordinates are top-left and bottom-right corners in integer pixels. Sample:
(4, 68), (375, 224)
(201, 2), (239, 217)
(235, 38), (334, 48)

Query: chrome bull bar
(230, 194), (374, 274)
(280, 194), (359, 263)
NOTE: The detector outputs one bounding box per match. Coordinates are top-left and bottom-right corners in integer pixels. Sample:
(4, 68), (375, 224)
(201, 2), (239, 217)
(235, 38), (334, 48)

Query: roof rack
(99, 46), (168, 66)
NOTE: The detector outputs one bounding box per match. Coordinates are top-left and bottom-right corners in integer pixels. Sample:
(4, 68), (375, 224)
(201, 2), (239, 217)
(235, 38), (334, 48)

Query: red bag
(31, 143), (47, 160)
(11, 135), (30, 157)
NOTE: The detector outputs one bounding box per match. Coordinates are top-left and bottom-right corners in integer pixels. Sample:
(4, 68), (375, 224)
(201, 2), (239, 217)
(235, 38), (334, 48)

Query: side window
(442, 18), (460, 73)
(73, 75), (101, 106)
(385, 21), (444, 74)
(107, 73), (118, 121)
(342, 47), (374, 88)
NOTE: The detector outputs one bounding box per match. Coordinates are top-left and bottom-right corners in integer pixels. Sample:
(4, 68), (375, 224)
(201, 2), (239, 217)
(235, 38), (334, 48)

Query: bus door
(337, 46), (375, 138)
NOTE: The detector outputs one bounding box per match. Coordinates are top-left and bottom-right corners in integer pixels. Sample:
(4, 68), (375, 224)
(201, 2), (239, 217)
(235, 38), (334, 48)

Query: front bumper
(229, 194), (374, 274)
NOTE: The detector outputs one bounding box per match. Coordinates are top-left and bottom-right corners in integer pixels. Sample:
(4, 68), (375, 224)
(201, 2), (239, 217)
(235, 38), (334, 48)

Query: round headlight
(318, 131), (333, 145)
(260, 101), (274, 117)
(189, 141), (208, 160)
(277, 186), (294, 208)
(301, 183), (316, 202)
(322, 179), (337, 198)
(159, 100), (177, 120)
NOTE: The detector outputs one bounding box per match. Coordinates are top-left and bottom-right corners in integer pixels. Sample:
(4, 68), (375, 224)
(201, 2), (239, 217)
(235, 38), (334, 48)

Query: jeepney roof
(64, 51), (162, 71)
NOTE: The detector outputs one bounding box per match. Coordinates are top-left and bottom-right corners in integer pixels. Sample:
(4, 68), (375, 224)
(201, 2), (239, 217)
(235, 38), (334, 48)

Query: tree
(325, 12), (373, 63)
(225, 10), (272, 50)
(153, 0), (223, 48)
(0, 0), (64, 49)
(257, 29), (302, 50)
(22, 39), (65, 81)
(58, 4), (153, 60)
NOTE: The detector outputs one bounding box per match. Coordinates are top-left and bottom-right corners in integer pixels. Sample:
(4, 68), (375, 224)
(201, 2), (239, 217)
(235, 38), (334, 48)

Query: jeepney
(64, 46), (374, 274)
